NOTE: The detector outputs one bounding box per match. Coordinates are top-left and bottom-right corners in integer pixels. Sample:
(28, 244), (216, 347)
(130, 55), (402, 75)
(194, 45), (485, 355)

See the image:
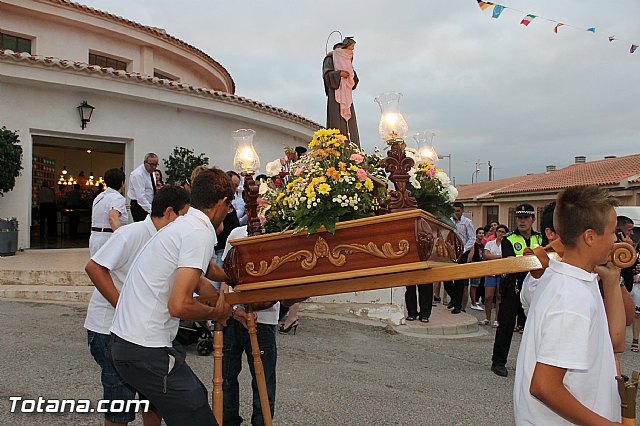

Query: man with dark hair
(128, 153), (158, 222)
(110, 168), (234, 425)
(444, 201), (475, 314)
(85, 185), (190, 426)
(90, 168), (127, 256)
(491, 203), (543, 377)
(228, 170), (247, 226)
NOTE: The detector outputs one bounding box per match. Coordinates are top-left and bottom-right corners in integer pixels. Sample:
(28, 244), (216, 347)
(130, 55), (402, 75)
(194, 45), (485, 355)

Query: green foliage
(162, 147), (209, 185)
(0, 127), (23, 197)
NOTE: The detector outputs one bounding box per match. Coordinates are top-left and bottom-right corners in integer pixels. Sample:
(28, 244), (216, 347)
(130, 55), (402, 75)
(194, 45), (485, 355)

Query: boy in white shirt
(514, 185), (625, 425)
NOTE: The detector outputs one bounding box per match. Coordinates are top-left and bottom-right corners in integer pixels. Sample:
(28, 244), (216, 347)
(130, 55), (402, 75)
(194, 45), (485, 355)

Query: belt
(91, 227), (113, 233)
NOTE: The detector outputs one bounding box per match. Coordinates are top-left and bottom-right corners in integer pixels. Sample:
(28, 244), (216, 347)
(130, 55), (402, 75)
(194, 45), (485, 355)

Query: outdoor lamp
(374, 92), (409, 142)
(413, 131), (439, 166)
(232, 129), (262, 236)
(77, 101), (95, 130)
(232, 129), (260, 174)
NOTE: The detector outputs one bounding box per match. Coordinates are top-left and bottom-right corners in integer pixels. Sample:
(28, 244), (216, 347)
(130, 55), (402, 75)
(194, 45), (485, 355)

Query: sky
(78, 0), (640, 184)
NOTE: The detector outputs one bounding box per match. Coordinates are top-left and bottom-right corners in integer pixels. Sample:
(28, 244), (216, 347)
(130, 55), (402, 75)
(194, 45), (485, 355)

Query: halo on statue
(325, 30), (343, 55)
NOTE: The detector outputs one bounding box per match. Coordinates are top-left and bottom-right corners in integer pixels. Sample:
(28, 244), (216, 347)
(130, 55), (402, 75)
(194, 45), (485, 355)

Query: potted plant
(0, 126), (23, 256)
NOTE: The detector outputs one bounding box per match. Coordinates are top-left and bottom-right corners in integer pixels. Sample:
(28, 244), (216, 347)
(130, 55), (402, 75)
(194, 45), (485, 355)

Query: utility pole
(488, 161), (493, 181)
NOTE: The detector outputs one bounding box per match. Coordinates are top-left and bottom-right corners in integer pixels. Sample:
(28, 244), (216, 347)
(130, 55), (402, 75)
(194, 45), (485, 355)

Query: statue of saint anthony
(323, 36), (360, 148)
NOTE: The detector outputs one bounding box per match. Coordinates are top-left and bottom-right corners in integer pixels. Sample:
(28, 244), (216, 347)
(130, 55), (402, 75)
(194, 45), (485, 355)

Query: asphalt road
(1, 299), (639, 425)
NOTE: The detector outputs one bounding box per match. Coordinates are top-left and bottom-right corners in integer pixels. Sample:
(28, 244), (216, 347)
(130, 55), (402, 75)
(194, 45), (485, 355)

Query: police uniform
(491, 204), (543, 375)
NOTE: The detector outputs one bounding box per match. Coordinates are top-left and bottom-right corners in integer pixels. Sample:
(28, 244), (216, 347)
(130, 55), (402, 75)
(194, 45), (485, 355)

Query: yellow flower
(349, 165), (359, 172)
(338, 162), (347, 171)
(317, 183), (331, 195)
(276, 192), (284, 202)
(364, 178), (374, 191)
(355, 182), (362, 189)
(305, 185), (316, 199)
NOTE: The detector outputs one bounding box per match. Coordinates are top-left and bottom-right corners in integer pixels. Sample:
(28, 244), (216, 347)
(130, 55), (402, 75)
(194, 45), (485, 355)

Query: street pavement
(1, 299), (640, 425)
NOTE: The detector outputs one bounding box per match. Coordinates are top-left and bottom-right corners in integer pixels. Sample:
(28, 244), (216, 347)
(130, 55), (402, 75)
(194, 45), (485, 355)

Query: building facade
(0, 0), (320, 250)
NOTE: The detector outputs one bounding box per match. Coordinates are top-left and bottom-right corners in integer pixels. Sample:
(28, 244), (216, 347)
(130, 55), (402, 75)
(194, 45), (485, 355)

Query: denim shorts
(484, 275), (500, 287)
(87, 331), (137, 424)
(470, 277), (482, 287)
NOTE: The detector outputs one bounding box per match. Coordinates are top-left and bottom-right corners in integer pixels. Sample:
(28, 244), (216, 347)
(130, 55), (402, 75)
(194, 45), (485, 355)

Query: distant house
(456, 154), (640, 231)
(0, 0), (320, 249)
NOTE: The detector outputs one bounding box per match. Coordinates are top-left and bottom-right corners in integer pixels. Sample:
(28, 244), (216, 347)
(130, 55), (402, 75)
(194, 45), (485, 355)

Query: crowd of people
(78, 149), (640, 425)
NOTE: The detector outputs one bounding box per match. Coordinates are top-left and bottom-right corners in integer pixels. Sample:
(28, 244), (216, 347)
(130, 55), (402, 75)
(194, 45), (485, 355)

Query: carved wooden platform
(223, 210), (463, 291)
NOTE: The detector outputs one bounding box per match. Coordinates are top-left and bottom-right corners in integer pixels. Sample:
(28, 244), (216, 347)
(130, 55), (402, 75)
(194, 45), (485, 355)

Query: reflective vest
(506, 231), (542, 256)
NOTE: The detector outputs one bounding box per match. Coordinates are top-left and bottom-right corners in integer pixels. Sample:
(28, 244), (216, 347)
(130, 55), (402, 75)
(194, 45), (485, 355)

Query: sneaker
(470, 303), (483, 311)
(491, 365), (508, 377)
(447, 302), (454, 310)
(451, 308), (461, 314)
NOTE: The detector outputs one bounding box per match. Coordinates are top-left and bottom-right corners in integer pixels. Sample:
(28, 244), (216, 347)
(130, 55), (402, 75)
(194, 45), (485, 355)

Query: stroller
(176, 320), (213, 356)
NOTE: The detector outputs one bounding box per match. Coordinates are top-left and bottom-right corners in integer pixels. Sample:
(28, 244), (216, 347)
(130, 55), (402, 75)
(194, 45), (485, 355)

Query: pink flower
(349, 154), (364, 164)
(279, 158), (286, 166)
(294, 167), (305, 176)
(356, 168), (367, 182)
(426, 168), (436, 178)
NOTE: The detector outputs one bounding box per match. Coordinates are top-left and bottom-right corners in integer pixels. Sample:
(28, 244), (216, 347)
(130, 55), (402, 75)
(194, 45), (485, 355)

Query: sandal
(420, 316), (429, 323)
(479, 319), (490, 326)
(632, 339), (639, 352)
(406, 314), (417, 321)
(492, 321), (499, 328)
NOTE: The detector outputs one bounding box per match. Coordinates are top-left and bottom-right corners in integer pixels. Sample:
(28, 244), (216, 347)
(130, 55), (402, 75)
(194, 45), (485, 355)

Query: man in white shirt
(90, 168), (128, 256)
(128, 153), (158, 222)
(85, 185), (190, 426)
(444, 201), (475, 314)
(110, 168), (234, 426)
(221, 225), (279, 426)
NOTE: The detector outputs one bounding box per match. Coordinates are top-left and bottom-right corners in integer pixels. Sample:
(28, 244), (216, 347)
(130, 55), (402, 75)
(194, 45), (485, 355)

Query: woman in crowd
(481, 224), (508, 327)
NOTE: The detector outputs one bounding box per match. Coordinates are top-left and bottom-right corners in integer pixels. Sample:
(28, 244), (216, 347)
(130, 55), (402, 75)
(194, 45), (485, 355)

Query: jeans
(222, 319), (277, 426)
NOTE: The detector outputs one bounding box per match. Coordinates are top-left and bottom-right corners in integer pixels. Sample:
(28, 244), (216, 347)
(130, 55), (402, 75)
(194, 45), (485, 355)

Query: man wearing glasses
(128, 153), (159, 222)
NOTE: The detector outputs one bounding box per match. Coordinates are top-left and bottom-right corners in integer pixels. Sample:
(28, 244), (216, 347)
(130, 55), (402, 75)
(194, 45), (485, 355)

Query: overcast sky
(79, 0), (640, 184)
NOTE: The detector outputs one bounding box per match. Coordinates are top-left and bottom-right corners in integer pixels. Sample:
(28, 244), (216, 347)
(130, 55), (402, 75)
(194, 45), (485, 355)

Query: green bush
(0, 127), (23, 197)
(162, 147), (208, 185)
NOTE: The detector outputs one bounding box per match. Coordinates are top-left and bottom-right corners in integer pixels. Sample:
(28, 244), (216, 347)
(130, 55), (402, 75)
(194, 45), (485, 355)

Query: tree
(0, 127), (23, 197)
(162, 147), (208, 185)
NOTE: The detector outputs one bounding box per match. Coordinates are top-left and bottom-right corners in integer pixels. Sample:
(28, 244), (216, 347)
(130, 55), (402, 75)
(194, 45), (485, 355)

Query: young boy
(513, 186), (624, 425)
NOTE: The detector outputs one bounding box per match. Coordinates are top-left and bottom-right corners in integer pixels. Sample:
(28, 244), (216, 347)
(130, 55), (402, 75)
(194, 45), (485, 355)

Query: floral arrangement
(405, 147), (458, 226)
(260, 129), (387, 234)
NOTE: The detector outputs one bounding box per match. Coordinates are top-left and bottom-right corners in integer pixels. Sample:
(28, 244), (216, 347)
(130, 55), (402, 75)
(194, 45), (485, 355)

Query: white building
(0, 0), (319, 250)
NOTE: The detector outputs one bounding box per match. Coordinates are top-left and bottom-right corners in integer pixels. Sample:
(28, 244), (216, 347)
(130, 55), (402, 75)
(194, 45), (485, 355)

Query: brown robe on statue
(323, 52), (360, 148)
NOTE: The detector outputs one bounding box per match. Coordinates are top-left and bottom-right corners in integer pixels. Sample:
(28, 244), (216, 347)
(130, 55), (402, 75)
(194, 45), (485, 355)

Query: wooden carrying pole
(246, 305), (273, 426)
(212, 322), (224, 425)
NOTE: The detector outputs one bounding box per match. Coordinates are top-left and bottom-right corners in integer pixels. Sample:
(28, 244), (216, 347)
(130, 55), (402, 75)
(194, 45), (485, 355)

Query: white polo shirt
(223, 226), (280, 325)
(84, 216), (157, 335)
(89, 187), (128, 256)
(513, 259), (619, 425)
(111, 207), (216, 347)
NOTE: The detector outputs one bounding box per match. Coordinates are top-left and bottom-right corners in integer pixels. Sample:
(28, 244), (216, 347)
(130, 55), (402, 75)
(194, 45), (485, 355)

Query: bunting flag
(477, 1), (494, 11)
(492, 5), (505, 19)
(473, 1), (639, 57)
(520, 14), (536, 26)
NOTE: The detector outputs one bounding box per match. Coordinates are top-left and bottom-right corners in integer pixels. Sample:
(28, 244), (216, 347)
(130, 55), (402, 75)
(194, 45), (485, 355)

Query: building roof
(1, 49), (322, 131)
(458, 154), (640, 201)
(41, 0), (236, 93)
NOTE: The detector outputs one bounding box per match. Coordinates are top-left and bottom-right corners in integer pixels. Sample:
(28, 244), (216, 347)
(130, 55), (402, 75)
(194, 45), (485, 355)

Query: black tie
(151, 172), (157, 195)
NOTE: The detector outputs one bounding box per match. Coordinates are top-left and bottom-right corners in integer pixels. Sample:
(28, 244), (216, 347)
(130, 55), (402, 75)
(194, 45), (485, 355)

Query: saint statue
(323, 36), (360, 148)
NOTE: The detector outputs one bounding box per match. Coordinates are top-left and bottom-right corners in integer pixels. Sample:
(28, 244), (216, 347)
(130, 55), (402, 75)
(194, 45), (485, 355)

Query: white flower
(266, 159), (282, 176)
(447, 185), (458, 203)
(408, 167), (421, 189)
(258, 181), (269, 195)
(435, 171), (450, 187)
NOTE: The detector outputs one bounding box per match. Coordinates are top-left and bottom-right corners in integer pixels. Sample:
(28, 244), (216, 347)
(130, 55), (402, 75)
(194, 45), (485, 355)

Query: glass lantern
(374, 92), (409, 141)
(413, 131), (439, 165)
(232, 129), (260, 174)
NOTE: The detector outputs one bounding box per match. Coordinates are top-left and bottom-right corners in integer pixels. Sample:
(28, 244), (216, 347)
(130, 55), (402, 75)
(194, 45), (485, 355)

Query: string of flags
(476, 1), (639, 54)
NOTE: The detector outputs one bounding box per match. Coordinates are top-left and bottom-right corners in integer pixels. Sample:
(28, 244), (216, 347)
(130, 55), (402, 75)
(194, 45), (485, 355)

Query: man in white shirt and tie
(128, 153), (158, 222)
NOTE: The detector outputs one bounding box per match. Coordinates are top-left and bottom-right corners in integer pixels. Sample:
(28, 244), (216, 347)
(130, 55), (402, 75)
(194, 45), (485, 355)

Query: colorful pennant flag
(586, 28), (596, 33)
(631, 44), (638, 54)
(477, 1), (494, 11)
(609, 36), (616, 42)
(520, 14), (536, 26)
(492, 5), (505, 19)
(553, 23), (565, 34)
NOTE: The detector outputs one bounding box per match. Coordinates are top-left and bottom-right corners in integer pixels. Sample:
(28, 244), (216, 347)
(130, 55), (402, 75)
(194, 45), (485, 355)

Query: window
(485, 205), (499, 227)
(1, 32), (32, 53)
(89, 53), (127, 71)
(153, 70), (178, 81)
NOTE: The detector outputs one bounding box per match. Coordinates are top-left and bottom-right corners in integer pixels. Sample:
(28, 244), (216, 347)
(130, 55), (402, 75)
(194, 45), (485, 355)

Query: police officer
(491, 203), (543, 377)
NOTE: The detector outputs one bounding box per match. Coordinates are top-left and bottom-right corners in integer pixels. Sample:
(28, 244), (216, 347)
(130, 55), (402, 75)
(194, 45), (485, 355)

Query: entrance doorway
(31, 135), (125, 249)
